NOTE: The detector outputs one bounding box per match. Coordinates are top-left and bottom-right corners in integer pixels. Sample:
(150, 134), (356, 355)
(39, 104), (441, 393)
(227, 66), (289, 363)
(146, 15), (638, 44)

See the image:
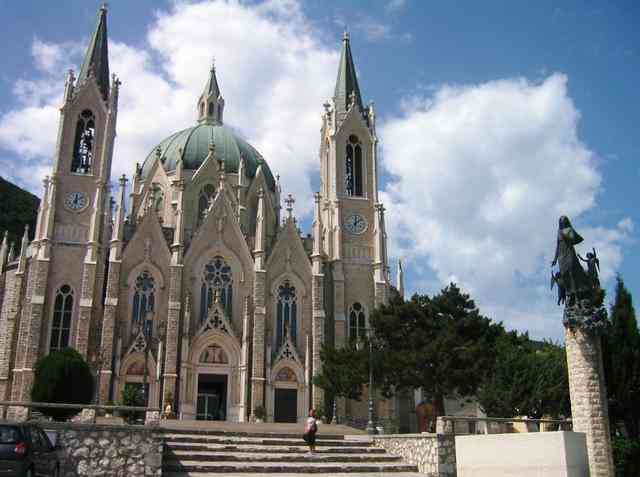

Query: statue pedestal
(564, 304), (614, 477)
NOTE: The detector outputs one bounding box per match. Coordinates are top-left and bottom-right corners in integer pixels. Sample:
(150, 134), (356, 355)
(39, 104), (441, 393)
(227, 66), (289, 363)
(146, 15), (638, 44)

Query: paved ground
(158, 418), (366, 436)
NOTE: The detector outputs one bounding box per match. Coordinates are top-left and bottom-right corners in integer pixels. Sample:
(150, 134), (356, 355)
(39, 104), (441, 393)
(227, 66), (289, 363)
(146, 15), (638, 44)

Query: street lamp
(356, 328), (376, 435)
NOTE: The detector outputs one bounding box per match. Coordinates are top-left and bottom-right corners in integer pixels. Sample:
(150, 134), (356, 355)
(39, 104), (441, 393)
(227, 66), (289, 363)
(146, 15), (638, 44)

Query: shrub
(31, 348), (94, 420)
(121, 384), (145, 423)
(613, 437), (640, 477)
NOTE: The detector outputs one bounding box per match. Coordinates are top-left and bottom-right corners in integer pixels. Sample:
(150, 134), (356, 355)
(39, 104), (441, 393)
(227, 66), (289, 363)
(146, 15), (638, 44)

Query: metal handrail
(0, 401), (159, 412)
(439, 415), (571, 425)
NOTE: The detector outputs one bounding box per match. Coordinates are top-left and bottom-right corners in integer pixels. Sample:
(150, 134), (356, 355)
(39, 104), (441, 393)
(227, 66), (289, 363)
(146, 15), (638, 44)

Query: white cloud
(0, 0), (338, 215)
(385, 0), (407, 13)
(382, 74), (631, 340)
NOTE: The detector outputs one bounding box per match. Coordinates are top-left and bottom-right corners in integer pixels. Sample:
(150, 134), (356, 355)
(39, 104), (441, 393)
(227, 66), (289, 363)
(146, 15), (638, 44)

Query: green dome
(141, 123), (275, 190)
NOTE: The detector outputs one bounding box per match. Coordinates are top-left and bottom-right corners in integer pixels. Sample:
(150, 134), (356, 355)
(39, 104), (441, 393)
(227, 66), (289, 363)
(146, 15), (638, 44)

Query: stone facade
(0, 8), (394, 428)
(374, 433), (457, 477)
(565, 323), (615, 477)
(45, 423), (162, 477)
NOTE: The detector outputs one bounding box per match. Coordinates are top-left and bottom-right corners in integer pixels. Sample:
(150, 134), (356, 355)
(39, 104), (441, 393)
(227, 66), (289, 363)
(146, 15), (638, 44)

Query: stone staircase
(161, 428), (421, 476)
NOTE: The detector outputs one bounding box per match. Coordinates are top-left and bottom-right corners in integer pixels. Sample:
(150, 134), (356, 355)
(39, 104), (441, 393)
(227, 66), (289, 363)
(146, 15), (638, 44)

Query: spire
(17, 225), (30, 274)
(198, 61), (225, 124)
(397, 260), (405, 299)
(77, 4), (110, 100)
(0, 231), (8, 272)
(334, 31), (363, 115)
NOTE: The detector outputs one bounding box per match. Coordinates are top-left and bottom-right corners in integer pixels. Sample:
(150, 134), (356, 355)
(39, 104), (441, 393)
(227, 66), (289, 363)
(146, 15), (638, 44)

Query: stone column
(99, 260), (121, 403)
(250, 270), (267, 418)
(163, 265), (183, 409)
(564, 302), (614, 477)
(311, 273), (325, 410)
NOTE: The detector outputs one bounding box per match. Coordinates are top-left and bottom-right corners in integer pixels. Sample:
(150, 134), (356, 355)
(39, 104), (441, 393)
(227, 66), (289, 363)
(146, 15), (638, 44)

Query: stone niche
(43, 422), (162, 477)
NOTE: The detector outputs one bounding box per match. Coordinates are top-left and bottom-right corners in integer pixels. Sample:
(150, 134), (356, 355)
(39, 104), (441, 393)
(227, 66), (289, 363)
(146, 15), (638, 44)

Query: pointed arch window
(276, 281), (297, 350)
(349, 302), (367, 340)
(200, 256), (233, 321)
(132, 270), (155, 324)
(345, 135), (363, 197)
(50, 285), (73, 352)
(208, 102), (214, 116)
(71, 110), (96, 174)
(198, 184), (216, 225)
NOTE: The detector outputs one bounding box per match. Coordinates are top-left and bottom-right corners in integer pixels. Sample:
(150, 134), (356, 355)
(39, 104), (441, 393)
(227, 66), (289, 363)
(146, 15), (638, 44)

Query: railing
(437, 415), (573, 436)
(0, 401), (161, 425)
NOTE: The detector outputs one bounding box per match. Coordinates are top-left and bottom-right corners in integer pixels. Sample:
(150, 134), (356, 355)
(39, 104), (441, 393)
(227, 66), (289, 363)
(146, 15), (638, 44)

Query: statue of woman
(551, 216), (592, 301)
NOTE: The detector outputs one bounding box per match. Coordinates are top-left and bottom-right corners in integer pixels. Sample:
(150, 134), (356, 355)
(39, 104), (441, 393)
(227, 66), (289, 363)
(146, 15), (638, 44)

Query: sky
(0, 0), (638, 341)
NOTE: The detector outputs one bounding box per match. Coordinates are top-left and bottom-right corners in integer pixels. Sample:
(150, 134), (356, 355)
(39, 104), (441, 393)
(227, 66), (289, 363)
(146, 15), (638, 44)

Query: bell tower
(13, 5), (120, 406)
(318, 32), (389, 349)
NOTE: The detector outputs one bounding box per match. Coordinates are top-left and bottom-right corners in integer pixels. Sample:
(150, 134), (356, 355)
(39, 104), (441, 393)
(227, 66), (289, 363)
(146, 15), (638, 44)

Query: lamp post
(357, 328), (376, 435)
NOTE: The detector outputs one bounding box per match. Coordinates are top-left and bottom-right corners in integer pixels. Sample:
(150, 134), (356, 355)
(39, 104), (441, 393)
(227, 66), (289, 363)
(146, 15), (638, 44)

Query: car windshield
(0, 426), (20, 444)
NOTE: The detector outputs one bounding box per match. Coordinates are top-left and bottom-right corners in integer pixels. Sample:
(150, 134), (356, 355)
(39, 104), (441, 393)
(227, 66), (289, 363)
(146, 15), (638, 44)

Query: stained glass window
(50, 285), (73, 352)
(200, 256), (233, 321)
(276, 281), (297, 349)
(132, 270), (155, 325)
(349, 302), (367, 340)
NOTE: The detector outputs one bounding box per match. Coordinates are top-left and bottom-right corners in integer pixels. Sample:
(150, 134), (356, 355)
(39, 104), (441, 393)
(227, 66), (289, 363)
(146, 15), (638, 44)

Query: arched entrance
(182, 329), (243, 421)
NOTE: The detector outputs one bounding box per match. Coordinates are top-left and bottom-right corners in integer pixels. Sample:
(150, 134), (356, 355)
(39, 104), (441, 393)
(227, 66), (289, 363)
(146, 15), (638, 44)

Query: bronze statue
(550, 271), (566, 305)
(551, 216), (594, 304)
(551, 216), (607, 330)
(579, 248), (600, 288)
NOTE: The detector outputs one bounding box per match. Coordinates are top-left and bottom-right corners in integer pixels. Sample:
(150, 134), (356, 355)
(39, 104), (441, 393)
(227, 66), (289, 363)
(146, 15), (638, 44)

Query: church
(0, 6), (398, 425)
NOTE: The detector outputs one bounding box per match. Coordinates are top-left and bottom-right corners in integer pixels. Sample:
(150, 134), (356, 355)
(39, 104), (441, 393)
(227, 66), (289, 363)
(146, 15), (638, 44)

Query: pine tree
(604, 275), (640, 438)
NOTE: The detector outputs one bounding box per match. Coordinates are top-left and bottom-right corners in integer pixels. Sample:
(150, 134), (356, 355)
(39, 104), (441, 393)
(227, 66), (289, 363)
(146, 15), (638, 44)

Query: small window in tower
(50, 285), (74, 352)
(348, 302), (367, 341)
(197, 184), (217, 225)
(354, 144), (363, 196)
(200, 103), (204, 117)
(345, 144), (354, 196)
(208, 102), (214, 116)
(71, 110), (95, 174)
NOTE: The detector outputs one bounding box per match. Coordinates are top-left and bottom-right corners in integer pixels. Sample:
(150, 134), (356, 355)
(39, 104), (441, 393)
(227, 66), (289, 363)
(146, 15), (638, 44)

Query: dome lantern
(197, 60), (225, 125)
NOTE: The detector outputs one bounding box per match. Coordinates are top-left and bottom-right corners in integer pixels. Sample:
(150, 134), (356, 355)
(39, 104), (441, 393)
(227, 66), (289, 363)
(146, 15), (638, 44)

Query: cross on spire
(284, 193), (295, 219)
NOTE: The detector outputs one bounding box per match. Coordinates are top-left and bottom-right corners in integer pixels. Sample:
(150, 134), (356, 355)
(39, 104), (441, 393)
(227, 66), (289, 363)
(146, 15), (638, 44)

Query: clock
(345, 213), (368, 234)
(64, 191), (89, 211)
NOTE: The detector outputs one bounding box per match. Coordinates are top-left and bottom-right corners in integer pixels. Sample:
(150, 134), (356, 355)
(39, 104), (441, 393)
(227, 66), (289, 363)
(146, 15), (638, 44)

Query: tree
(603, 275), (640, 438)
(477, 333), (570, 419)
(313, 343), (368, 401)
(31, 347), (94, 420)
(370, 283), (503, 416)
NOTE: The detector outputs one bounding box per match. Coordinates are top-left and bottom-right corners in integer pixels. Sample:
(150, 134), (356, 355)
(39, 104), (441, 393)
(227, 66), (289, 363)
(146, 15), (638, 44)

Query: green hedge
(613, 438), (640, 477)
(31, 348), (94, 420)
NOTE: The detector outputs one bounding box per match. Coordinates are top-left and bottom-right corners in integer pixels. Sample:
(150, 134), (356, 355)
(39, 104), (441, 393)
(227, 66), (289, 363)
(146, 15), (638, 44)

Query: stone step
(159, 428), (346, 440)
(163, 461), (419, 474)
(165, 442), (385, 454)
(164, 450), (402, 463)
(164, 473), (425, 477)
(162, 434), (371, 447)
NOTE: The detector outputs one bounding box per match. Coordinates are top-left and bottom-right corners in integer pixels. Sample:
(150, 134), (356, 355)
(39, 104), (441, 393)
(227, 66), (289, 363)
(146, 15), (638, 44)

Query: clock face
(64, 191), (89, 211)
(345, 213), (368, 235)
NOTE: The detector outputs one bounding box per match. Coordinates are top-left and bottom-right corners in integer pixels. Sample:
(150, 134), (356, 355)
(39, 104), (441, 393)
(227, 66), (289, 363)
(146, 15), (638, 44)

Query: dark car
(0, 422), (59, 477)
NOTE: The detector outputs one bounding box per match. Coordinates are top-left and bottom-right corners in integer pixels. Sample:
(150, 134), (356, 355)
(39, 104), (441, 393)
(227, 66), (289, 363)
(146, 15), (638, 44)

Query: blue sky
(0, 0), (638, 340)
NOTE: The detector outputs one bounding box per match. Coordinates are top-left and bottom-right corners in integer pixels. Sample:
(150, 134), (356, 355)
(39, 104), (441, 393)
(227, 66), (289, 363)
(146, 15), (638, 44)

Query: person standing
(303, 408), (318, 454)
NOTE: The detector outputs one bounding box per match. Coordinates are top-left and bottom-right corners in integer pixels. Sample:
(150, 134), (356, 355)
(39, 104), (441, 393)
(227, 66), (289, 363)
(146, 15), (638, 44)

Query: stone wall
(373, 433), (456, 477)
(44, 423), (162, 477)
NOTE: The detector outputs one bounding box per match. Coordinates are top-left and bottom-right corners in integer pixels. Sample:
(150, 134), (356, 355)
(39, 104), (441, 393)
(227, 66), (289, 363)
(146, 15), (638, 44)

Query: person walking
(303, 408), (318, 454)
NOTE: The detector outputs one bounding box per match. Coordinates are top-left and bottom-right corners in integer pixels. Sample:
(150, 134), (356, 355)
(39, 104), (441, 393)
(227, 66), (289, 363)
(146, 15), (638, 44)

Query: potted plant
(254, 406), (266, 423)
